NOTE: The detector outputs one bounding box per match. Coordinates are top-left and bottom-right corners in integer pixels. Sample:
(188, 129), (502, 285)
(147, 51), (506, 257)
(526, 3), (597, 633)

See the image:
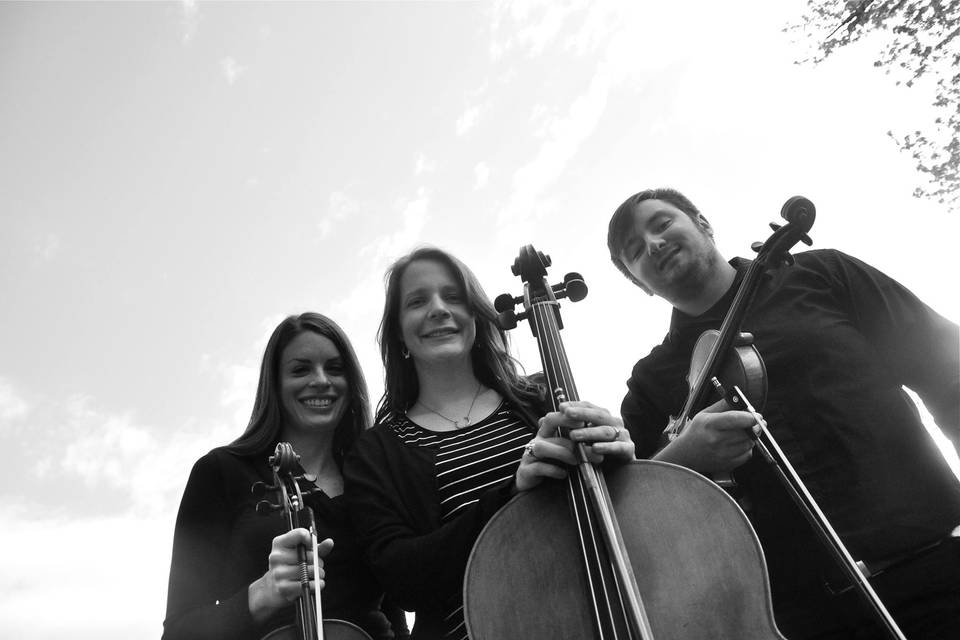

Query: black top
(621, 249), (960, 603)
(163, 447), (394, 640)
(343, 403), (533, 640)
(381, 404), (530, 638)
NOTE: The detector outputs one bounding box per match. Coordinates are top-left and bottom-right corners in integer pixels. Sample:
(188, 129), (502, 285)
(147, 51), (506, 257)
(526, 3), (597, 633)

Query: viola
(253, 442), (372, 640)
(463, 247), (785, 640)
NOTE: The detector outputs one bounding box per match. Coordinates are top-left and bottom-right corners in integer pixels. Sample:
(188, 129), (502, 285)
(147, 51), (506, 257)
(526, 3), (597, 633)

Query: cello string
(533, 300), (628, 639)
(532, 301), (613, 638)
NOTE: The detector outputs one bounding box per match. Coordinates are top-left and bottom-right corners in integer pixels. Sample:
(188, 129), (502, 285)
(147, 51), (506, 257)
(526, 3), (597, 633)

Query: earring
(402, 346), (410, 359)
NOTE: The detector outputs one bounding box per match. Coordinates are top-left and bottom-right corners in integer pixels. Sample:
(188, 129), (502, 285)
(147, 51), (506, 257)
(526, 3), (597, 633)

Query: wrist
(247, 577), (274, 624)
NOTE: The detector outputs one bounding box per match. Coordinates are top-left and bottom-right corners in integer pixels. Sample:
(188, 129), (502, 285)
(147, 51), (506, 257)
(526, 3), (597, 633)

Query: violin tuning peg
(800, 233), (812, 246)
(255, 500), (281, 515)
(782, 254), (796, 267)
(750, 242), (763, 253)
(251, 481), (271, 498)
(768, 222), (783, 232)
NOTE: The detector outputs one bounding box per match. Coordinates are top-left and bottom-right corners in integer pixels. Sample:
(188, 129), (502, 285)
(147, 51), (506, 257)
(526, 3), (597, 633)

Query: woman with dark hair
(344, 247), (635, 640)
(164, 312), (400, 640)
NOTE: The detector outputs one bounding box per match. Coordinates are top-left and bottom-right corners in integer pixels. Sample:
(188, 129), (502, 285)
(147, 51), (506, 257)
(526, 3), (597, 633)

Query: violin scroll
(780, 195), (815, 232)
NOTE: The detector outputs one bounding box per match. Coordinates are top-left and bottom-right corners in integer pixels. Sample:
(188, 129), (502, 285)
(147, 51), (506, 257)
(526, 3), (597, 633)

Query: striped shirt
(387, 401), (531, 639)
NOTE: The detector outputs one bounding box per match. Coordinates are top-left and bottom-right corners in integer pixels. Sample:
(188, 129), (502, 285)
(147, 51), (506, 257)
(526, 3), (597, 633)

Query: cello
(253, 442), (373, 640)
(463, 247), (786, 640)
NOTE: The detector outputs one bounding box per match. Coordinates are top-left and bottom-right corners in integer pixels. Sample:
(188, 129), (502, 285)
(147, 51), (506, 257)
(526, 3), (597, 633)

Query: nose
(426, 294), (452, 318)
(307, 366), (330, 388)
(647, 234), (667, 256)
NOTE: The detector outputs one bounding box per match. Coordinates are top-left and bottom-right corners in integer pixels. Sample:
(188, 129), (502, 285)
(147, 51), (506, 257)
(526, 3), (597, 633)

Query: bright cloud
(0, 379), (30, 424)
(414, 153), (437, 175)
(221, 56), (245, 84)
(319, 191), (360, 239)
(474, 162), (490, 190)
(180, 0), (199, 44)
(456, 106), (481, 136)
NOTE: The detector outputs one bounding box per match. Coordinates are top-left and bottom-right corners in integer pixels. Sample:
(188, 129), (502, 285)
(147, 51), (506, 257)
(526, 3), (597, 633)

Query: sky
(1, 1), (958, 638)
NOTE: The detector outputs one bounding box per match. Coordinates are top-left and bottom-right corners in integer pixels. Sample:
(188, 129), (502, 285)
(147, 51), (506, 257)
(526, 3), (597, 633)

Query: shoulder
(182, 447), (263, 498)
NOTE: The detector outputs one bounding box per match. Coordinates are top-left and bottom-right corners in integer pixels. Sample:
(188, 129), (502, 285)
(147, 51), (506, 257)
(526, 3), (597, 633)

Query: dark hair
(223, 313), (371, 468)
(376, 246), (542, 426)
(607, 188), (702, 284)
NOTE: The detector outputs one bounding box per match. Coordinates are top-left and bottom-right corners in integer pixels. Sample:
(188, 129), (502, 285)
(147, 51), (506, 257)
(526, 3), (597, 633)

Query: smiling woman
(342, 247), (635, 640)
(162, 313), (405, 640)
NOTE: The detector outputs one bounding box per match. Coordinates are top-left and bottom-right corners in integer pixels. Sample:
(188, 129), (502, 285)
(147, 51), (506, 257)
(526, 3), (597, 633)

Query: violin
(463, 247), (786, 639)
(253, 442), (372, 640)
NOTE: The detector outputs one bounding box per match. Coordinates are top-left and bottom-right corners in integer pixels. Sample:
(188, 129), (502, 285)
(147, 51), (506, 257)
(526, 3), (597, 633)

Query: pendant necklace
(417, 382), (484, 429)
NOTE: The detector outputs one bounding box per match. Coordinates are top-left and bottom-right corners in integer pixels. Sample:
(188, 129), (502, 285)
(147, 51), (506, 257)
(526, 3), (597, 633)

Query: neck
(413, 356), (481, 407)
(669, 257), (737, 316)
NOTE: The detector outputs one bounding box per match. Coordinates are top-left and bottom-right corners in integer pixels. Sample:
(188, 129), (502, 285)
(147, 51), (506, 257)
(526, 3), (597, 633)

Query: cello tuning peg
(494, 293), (517, 313)
(562, 272), (588, 302)
(497, 309), (518, 330)
(750, 242), (763, 253)
(799, 233), (812, 246)
(255, 500), (281, 515)
(768, 222), (783, 232)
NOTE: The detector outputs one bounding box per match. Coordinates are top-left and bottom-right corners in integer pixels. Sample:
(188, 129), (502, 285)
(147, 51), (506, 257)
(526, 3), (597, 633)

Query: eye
(405, 296), (424, 308)
(326, 361), (346, 375)
(658, 218), (672, 231)
(443, 290), (463, 303)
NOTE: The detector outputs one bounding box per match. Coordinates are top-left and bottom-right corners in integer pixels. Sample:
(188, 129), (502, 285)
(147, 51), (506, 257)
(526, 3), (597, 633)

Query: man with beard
(606, 187), (960, 640)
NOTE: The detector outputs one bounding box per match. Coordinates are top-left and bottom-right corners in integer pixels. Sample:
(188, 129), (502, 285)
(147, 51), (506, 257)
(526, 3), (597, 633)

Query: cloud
(474, 162), (490, 190)
(495, 66), (611, 237)
(319, 191), (360, 239)
(180, 0), (199, 44)
(0, 508), (175, 638)
(414, 152), (437, 175)
(456, 106), (481, 136)
(221, 57), (246, 85)
(33, 234), (60, 261)
(0, 379), (30, 425)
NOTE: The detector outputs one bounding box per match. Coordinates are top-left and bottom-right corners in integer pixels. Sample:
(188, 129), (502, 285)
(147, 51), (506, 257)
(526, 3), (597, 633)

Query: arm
(342, 429), (514, 614)
(621, 359), (757, 474)
(163, 455), (260, 640)
(833, 251), (960, 446)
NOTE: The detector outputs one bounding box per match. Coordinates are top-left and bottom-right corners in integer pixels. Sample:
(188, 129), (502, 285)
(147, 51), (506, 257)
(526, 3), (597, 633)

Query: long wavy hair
(376, 247), (542, 428)
(223, 313), (371, 468)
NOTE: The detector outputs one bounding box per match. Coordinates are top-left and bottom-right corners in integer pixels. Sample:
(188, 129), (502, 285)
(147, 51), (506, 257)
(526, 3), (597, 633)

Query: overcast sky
(1, 2), (958, 637)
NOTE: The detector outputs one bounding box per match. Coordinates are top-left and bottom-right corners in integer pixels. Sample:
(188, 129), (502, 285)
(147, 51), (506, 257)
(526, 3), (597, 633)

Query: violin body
(465, 460), (784, 640)
(688, 329), (766, 411)
(262, 620), (373, 640)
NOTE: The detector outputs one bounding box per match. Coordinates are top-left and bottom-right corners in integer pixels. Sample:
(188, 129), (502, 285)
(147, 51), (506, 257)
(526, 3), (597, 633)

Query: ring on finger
(524, 440), (537, 459)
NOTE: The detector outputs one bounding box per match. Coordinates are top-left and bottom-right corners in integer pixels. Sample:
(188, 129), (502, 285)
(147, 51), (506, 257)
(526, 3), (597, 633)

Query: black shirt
(163, 447), (393, 640)
(621, 249), (960, 603)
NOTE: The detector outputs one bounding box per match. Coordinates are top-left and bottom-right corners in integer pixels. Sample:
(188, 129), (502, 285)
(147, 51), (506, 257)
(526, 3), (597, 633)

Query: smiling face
(617, 198), (721, 300)
(398, 259), (477, 367)
(277, 331), (349, 436)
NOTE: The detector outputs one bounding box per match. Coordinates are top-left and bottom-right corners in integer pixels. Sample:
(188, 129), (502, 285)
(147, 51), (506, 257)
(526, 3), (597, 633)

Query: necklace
(416, 383), (484, 429)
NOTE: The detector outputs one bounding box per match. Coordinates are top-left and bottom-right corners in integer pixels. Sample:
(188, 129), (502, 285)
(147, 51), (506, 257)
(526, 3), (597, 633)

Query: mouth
(657, 246), (681, 272)
(422, 327), (458, 339)
(300, 397), (337, 409)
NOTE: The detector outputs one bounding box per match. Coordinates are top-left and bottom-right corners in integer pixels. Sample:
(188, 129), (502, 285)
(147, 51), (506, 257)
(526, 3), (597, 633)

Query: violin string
(533, 300), (626, 639)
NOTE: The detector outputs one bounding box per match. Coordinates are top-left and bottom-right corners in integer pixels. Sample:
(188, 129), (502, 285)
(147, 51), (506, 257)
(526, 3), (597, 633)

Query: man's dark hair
(607, 187), (701, 283)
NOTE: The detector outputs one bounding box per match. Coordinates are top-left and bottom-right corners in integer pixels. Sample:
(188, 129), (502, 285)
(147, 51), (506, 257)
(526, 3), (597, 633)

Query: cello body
(465, 460), (784, 640)
(262, 620), (373, 640)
